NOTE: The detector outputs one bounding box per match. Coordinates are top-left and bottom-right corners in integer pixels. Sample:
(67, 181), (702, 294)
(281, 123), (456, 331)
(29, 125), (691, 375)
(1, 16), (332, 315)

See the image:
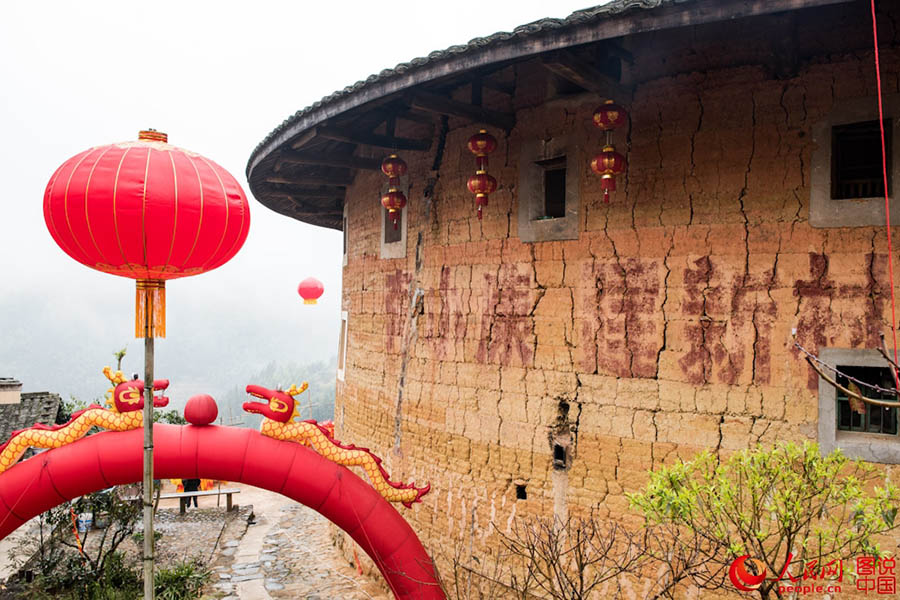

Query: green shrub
(155, 559), (210, 600)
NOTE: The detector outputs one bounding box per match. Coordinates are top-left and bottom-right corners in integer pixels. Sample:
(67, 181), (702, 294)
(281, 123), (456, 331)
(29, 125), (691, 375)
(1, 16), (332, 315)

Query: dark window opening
(553, 444), (567, 469)
(831, 120), (891, 199)
(384, 208), (402, 244)
(515, 484), (527, 500)
(535, 156), (567, 219)
(836, 365), (897, 435)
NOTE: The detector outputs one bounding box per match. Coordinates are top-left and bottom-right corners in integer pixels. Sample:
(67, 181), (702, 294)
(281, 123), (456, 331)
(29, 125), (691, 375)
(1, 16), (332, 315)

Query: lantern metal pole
(143, 332), (155, 600)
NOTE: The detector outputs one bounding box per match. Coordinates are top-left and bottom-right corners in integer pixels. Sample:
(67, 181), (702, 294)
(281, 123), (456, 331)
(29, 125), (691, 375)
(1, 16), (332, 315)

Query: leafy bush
(155, 559), (210, 600)
(629, 441), (900, 599)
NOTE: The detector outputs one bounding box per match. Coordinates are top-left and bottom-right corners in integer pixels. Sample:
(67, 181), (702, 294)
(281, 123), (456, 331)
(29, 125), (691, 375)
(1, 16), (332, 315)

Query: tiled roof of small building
(0, 392), (62, 445)
(248, 0), (674, 172)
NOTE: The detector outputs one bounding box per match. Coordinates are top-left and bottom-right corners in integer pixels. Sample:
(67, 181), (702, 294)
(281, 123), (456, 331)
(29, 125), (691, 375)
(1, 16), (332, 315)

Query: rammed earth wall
(333, 11), (900, 594)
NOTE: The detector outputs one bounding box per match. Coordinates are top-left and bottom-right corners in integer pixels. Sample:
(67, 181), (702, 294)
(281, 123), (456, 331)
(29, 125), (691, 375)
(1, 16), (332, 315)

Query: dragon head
(243, 382), (309, 423)
(103, 366), (170, 413)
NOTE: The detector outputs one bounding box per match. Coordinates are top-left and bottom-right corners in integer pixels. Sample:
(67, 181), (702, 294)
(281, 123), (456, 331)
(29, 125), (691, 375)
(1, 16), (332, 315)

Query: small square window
(552, 443), (567, 470)
(515, 484), (527, 500)
(835, 366), (897, 435)
(817, 348), (900, 464)
(537, 156), (567, 219)
(831, 120), (892, 200)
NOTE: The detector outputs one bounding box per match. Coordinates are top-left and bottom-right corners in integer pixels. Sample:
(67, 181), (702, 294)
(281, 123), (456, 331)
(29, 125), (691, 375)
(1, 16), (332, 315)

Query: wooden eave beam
(264, 182), (348, 195)
(315, 125), (432, 152)
(406, 90), (515, 130)
(279, 151), (382, 171)
(540, 50), (630, 100)
(265, 174), (352, 186)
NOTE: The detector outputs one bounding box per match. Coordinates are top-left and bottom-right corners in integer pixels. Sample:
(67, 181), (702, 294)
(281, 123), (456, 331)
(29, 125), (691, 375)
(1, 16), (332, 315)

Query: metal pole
(143, 334), (155, 600)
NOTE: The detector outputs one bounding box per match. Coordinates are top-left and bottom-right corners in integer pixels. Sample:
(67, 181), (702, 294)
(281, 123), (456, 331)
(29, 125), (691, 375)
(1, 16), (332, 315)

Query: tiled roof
(0, 392), (62, 450)
(247, 0), (673, 172)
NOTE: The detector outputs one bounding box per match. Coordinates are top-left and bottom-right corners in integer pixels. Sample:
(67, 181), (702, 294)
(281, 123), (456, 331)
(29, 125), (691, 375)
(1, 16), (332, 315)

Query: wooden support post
(142, 335), (154, 600)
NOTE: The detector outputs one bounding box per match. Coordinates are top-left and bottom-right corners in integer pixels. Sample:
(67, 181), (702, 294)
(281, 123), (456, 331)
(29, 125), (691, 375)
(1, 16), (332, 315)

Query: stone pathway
(206, 486), (389, 600)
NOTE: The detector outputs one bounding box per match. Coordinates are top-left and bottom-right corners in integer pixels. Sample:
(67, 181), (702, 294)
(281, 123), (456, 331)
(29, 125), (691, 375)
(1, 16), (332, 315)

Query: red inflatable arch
(0, 424), (444, 600)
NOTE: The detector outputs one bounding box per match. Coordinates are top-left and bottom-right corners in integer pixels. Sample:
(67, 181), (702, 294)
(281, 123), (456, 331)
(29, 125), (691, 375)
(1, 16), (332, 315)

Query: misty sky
(0, 0), (596, 406)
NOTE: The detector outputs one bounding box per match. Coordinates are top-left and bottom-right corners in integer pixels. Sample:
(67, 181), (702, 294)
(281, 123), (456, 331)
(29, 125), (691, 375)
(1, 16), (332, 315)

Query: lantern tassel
(135, 280), (166, 338)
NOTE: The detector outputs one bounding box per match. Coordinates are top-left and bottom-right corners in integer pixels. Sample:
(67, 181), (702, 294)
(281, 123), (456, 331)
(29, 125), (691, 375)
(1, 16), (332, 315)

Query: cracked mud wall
(332, 19), (900, 590)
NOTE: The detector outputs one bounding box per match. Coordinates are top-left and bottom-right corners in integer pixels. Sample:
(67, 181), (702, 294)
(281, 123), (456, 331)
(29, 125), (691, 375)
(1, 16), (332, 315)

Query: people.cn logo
(729, 555), (767, 591)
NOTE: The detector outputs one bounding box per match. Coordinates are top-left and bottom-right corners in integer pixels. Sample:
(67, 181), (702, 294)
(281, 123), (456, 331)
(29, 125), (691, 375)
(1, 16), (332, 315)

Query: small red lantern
(467, 171), (498, 219)
(466, 129), (498, 218)
(590, 146), (627, 203)
(380, 155), (408, 229)
(298, 277), (324, 305)
(381, 189), (407, 229)
(381, 154), (408, 182)
(592, 100), (629, 131)
(467, 129), (497, 171)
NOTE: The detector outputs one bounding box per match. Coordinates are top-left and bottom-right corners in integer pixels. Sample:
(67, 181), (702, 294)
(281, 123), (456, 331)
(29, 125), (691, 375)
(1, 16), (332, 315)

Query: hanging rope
(871, 0), (900, 370)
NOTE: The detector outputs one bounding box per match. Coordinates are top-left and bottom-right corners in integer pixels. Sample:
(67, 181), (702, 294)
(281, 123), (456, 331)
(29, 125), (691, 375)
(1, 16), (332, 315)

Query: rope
(794, 340), (899, 396)
(871, 0), (899, 368)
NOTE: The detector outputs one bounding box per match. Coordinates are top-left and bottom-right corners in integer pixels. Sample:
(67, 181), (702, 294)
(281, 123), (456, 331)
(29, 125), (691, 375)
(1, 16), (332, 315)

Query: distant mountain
(217, 357), (338, 428)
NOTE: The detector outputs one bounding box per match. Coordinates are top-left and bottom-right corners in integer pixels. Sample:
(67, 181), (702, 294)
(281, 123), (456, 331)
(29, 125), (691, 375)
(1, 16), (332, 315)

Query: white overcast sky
(0, 0), (598, 402)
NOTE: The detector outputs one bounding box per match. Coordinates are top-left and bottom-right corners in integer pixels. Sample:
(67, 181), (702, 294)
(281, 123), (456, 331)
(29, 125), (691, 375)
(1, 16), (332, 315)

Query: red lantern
(465, 130), (498, 218)
(592, 100), (629, 131)
(44, 130), (250, 338)
(467, 129), (497, 171)
(380, 155), (408, 229)
(590, 146), (627, 203)
(467, 171), (497, 220)
(298, 277), (324, 305)
(381, 189), (407, 229)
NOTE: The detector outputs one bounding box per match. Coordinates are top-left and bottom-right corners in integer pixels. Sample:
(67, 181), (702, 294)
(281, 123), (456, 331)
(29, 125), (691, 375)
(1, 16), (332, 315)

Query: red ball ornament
(590, 145), (627, 203)
(44, 130), (250, 338)
(592, 100), (629, 131)
(184, 394), (218, 426)
(381, 189), (407, 229)
(298, 277), (324, 305)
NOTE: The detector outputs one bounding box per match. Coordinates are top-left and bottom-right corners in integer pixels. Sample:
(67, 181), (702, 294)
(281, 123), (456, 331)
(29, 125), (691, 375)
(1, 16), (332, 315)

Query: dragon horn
(287, 382), (309, 396)
(102, 366), (115, 383)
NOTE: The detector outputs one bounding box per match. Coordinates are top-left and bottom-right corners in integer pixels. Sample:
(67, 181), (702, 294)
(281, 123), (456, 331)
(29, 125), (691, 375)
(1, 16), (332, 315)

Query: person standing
(182, 478), (201, 509)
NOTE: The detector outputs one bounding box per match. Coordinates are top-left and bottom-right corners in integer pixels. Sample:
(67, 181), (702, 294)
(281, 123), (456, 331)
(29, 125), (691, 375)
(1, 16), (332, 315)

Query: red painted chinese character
(821, 559), (844, 582)
(858, 556), (878, 577)
(876, 576), (896, 595)
(804, 559), (821, 580)
(772, 552), (799, 583)
(879, 557), (896, 576)
(858, 577), (876, 593)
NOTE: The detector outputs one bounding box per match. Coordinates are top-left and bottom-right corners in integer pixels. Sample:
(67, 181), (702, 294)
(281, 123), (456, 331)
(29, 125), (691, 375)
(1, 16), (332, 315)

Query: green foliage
(155, 559), (210, 600)
(10, 490), (142, 599)
(628, 441), (900, 599)
(153, 410), (187, 425)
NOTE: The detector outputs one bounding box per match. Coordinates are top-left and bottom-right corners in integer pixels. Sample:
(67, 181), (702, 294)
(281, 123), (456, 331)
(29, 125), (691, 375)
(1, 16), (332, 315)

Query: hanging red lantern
(466, 129), (498, 218)
(590, 146), (627, 203)
(297, 277), (324, 305)
(381, 189), (407, 229)
(467, 129), (497, 171)
(43, 130), (250, 338)
(590, 100), (629, 203)
(467, 171), (497, 220)
(380, 155), (408, 229)
(592, 100), (629, 131)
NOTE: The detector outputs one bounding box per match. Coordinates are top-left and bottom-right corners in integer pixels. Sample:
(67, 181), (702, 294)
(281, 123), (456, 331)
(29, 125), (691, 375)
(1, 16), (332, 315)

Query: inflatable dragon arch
(243, 383), (430, 507)
(0, 367), (169, 474)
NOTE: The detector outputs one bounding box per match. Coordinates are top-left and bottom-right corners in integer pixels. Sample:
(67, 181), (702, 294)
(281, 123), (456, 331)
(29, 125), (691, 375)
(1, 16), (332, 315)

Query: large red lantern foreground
(43, 130), (251, 337)
(298, 277), (324, 305)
